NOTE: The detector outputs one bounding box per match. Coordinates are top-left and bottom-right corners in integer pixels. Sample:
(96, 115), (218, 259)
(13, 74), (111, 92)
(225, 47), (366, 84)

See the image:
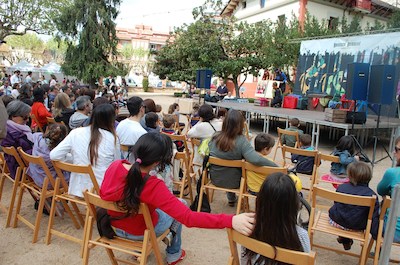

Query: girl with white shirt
(50, 104), (120, 197)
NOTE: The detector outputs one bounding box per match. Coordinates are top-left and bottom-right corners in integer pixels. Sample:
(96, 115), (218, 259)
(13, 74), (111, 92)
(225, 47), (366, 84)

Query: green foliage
(142, 76), (149, 91)
(5, 33), (44, 51)
(0, 0), (71, 40)
(388, 10), (400, 29)
(45, 37), (68, 63)
(56, 0), (125, 87)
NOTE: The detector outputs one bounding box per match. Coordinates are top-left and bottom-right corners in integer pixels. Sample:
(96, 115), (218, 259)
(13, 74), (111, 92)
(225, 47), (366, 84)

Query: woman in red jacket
(100, 133), (255, 265)
(31, 86), (52, 130)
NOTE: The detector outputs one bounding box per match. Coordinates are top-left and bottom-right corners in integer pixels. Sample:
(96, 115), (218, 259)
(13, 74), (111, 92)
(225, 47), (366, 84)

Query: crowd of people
(0, 75), (399, 264)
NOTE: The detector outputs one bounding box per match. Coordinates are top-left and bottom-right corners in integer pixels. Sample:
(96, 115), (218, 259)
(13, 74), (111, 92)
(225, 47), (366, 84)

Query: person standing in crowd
(10, 70), (20, 86)
(274, 68), (287, 91)
(0, 80), (12, 96)
(216, 78), (228, 101)
(25, 71), (33, 84)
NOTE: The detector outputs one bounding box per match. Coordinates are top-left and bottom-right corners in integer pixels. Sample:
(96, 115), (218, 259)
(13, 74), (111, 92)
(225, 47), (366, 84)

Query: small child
(281, 118), (303, 147)
(162, 114), (184, 152)
(145, 112), (160, 133)
(168, 103), (185, 130)
(291, 134), (315, 175)
(322, 135), (359, 184)
(246, 133), (302, 194)
(328, 161), (379, 250)
(155, 104), (163, 122)
(190, 103), (200, 127)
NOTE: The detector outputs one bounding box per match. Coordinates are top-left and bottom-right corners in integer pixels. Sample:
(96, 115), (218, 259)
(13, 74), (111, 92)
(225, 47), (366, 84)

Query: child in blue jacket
(329, 161), (379, 250)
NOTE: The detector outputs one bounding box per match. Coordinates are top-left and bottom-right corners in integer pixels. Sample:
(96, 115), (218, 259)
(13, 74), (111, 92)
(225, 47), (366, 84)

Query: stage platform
(207, 101), (400, 150)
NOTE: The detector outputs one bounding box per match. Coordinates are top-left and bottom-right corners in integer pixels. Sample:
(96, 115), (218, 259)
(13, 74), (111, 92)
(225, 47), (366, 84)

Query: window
(328, 16), (338, 30)
(260, 0), (266, 8)
(242, 1), (247, 9)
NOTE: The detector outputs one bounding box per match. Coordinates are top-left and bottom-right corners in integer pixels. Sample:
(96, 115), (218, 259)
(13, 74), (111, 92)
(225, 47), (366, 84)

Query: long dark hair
(88, 104), (116, 165)
(335, 135), (355, 155)
(212, 109), (244, 152)
(118, 133), (173, 215)
(246, 173), (303, 265)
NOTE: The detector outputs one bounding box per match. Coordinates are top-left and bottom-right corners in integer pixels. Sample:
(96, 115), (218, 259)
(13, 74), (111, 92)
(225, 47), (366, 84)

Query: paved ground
(0, 90), (399, 264)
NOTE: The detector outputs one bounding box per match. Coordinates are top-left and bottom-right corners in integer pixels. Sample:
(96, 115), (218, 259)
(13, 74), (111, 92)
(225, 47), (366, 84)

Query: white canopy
(40, 62), (62, 74)
(8, 60), (40, 72)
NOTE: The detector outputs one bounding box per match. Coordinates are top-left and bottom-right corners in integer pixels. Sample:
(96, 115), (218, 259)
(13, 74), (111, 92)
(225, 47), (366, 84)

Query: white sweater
(50, 126), (120, 197)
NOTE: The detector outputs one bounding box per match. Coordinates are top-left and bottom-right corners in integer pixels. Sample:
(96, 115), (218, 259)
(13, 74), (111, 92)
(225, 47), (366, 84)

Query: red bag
(283, 96), (298, 109)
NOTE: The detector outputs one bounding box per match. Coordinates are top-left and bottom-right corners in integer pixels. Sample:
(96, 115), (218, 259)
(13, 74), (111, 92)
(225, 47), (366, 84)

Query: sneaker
(228, 197), (238, 207)
(162, 232), (173, 247)
(167, 250), (186, 265)
(337, 237), (353, 250)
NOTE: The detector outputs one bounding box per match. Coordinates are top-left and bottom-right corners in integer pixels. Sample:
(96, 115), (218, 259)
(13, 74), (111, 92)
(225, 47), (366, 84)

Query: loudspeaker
(346, 111), (367, 124)
(346, 63), (370, 101)
(368, 65), (396, 105)
(196, 69), (212, 89)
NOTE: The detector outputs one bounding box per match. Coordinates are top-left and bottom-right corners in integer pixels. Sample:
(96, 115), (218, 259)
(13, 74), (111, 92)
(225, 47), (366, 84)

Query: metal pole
(379, 184), (400, 265)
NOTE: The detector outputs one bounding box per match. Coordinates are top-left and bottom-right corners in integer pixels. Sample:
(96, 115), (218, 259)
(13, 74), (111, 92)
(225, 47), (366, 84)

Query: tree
(120, 45), (152, 76)
(154, 0), (271, 96)
(387, 10), (400, 29)
(55, 0), (126, 87)
(2, 33), (45, 65)
(0, 0), (71, 40)
(44, 38), (68, 64)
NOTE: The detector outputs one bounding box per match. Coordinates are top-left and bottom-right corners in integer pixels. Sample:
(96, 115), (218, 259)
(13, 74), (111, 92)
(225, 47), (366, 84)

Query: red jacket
(100, 160), (233, 235)
(31, 102), (52, 128)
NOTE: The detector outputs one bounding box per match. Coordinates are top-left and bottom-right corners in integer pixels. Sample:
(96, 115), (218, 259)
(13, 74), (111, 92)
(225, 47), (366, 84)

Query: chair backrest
(208, 156), (243, 168)
(227, 228), (316, 265)
(277, 127), (300, 147)
(17, 147), (56, 188)
(311, 186), (376, 217)
(243, 162), (287, 176)
(318, 152), (340, 164)
(380, 196), (391, 221)
(282, 146), (319, 165)
(30, 113), (44, 133)
(83, 190), (155, 234)
(188, 116), (200, 128)
(52, 160), (100, 194)
(2, 146), (27, 168)
(47, 116), (65, 126)
(162, 132), (190, 157)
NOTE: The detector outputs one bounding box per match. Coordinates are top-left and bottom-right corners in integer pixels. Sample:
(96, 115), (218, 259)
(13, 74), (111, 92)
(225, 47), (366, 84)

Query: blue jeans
(114, 209), (183, 263)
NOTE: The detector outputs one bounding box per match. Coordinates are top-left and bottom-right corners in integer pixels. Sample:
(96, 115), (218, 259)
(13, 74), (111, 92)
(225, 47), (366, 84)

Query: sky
(116, 0), (206, 32)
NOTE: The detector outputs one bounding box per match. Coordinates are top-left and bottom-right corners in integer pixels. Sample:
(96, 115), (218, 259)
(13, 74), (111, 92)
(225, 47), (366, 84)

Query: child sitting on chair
(190, 103), (200, 127)
(328, 161), (379, 250)
(322, 135), (359, 185)
(162, 114), (184, 152)
(242, 173), (310, 264)
(246, 133), (302, 195)
(281, 118), (303, 147)
(145, 112), (160, 133)
(290, 134), (315, 175)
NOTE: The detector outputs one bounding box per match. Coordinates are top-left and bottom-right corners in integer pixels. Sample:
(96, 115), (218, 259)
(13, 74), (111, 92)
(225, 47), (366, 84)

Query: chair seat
(312, 211), (365, 241)
(204, 181), (241, 194)
(96, 228), (170, 256)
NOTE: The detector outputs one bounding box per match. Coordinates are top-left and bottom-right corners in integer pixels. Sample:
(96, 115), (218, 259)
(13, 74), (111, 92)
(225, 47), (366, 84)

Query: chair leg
(82, 216), (93, 265)
(12, 180), (25, 228)
(32, 189), (46, 243)
(80, 208), (90, 258)
(5, 173), (20, 228)
(359, 238), (369, 265)
(46, 180), (61, 245)
(197, 188), (204, 212)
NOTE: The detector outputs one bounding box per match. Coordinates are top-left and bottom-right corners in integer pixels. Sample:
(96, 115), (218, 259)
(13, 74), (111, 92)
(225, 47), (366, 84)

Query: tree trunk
(232, 76), (240, 98)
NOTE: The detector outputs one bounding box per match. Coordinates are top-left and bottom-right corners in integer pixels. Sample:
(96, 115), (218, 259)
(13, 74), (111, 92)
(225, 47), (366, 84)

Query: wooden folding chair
(15, 147), (57, 243)
(314, 152), (345, 188)
(273, 128), (300, 160)
(0, 147), (26, 228)
(226, 228), (316, 265)
(46, 160), (99, 253)
(188, 116), (200, 129)
(173, 152), (193, 203)
(172, 114), (185, 134)
(367, 196), (400, 265)
(238, 162), (287, 213)
(189, 138), (202, 177)
(282, 145), (319, 201)
(162, 133), (191, 165)
(197, 157), (244, 213)
(309, 185), (376, 265)
(244, 121), (251, 141)
(82, 191), (169, 265)
(30, 113), (44, 133)
(120, 144), (134, 161)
